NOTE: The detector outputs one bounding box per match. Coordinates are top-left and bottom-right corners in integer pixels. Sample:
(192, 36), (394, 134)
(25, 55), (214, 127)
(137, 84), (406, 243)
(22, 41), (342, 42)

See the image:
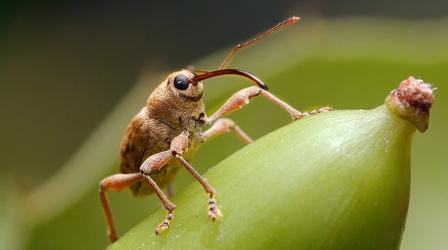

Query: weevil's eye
(173, 74), (190, 90)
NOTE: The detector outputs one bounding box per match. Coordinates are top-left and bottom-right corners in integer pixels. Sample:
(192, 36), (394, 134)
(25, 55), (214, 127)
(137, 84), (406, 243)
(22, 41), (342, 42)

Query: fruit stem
(385, 77), (435, 132)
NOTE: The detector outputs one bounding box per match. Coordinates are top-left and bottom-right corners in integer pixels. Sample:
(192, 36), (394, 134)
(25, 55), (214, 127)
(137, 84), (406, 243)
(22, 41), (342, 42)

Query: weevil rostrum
(99, 16), (331, 243)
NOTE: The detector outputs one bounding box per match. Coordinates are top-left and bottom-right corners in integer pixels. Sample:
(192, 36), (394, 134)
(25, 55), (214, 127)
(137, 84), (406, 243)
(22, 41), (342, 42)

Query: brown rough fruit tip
(385, 76), (435, 132)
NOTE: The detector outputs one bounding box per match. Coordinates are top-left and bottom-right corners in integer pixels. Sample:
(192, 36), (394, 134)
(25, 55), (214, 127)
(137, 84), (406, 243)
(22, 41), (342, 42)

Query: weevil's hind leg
(139, 150), (177, 235)
(207, 86), (332, 123)
(201, 118), (253, 144)
(170, 131), (223, 221)
(99, 173), (142, 243)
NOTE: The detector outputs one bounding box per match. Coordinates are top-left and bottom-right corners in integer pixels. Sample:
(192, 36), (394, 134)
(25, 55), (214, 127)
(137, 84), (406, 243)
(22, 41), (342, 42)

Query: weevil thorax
(146, 69), (206, 133)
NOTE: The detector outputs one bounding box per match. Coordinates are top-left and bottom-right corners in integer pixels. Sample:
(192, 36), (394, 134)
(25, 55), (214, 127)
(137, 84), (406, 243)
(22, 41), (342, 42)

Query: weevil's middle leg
(207, 86), (332, 122)
(201, 118), (253, 144)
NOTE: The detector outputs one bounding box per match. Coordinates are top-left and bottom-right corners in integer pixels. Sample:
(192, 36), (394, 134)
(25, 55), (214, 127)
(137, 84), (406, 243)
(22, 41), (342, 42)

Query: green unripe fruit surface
(110, 107), (417, 250)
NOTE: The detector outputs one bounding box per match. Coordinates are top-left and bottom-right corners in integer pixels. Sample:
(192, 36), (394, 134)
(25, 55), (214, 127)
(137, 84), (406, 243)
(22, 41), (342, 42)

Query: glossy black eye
(173, 74), (190, 90)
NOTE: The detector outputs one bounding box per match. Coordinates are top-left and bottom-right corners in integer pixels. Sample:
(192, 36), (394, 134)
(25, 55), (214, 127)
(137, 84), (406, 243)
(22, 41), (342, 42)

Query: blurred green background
(0, 1), (446, 250)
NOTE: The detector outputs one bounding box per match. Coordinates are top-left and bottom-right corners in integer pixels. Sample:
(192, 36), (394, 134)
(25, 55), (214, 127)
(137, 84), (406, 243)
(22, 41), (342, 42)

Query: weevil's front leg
(207, 86), (332, 123)
(99, 173), (142, 242)
(201, 118), (253, 144)
(170, 131), (223, 221)
(139, 150), (177, 235)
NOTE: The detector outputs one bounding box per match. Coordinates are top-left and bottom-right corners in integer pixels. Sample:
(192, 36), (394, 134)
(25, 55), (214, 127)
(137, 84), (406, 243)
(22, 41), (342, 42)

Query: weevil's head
(167, 69), (204, 103)
(152, 68), (268, 106)
(146, 69), (205, 122)
(147, 68), (269, 123)
(148, 68), (269, 113)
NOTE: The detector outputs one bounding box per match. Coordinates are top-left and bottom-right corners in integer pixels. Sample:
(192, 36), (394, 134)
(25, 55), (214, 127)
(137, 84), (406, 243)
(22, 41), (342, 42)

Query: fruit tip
(385, 76), (435, 132)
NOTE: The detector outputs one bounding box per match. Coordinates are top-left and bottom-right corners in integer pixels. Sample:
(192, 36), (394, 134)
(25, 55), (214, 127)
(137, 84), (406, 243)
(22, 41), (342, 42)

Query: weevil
(99, 16), (331, 243)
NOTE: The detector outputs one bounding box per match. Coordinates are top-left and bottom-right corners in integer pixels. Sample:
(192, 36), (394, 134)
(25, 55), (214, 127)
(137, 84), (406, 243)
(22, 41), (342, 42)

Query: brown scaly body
(98, 16), (332, 244)
(120, 70), (204, 196)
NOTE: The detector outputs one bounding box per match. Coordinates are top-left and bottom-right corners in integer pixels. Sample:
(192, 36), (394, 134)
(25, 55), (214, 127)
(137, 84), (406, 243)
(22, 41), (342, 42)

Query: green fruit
(109, 77), (434, 250)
